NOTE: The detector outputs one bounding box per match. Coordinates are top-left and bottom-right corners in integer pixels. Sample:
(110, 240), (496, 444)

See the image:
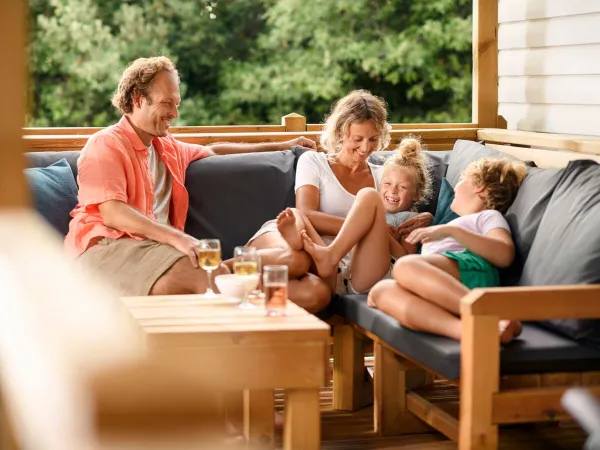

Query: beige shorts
(78, 237), (185, 296)
(336, 257), (396, 296)
(247, 219), (278, 245)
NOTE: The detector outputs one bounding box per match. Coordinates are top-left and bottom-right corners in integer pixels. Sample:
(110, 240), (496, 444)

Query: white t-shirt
(422, 209), (511, 255)
(146, 143), (172, 225)
(294, 152), (380, 218)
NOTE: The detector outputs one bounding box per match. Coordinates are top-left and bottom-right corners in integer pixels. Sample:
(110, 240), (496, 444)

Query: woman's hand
(396, 213), (434, 237)
(405, 225), (454, 245)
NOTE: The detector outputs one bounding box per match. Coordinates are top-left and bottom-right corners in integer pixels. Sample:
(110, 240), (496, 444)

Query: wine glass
(233, 246), (260, 310)
(197, 239), (221, 298)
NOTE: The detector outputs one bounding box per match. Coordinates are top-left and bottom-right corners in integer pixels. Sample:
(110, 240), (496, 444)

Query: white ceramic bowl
(214, 274), (246, 302)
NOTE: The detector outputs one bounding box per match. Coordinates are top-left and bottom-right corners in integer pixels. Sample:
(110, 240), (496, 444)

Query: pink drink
(264, 282), (287, 316)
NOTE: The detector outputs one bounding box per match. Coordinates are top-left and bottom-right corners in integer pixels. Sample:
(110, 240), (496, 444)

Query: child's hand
(396, 213), (434, 237)
(406, 225), (453, 245)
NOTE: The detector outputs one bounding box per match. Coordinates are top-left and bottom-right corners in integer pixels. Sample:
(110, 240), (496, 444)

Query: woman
(247, 89), (396, 309)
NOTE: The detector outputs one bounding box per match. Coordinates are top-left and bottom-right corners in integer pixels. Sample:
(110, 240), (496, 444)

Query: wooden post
(373, 342), (430, 436)
(333, 325), (365, 411)
(472, 0), (499, 128)
(243, 389), (275, 449)
(283, 389), (320, 450)
(281, 113), (307, 132)
(459, 314), (500, 450)
(0, 0), (30, 208)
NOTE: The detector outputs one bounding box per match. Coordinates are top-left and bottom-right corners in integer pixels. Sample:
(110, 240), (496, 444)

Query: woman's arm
(295, 185), (346, 236)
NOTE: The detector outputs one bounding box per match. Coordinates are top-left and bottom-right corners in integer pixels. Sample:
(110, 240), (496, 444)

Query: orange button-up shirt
(65, 116), (209, 256)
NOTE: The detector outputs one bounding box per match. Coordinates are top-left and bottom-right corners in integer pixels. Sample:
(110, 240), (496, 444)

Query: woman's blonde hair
(111, 56), (180, 114)
(382, 136), (433, 209)
(320, 90), (391, 160)
(462, 158), (527, 214)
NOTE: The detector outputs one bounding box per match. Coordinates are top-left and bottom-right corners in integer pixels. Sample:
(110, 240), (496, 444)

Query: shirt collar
(117, 115), (151, 152)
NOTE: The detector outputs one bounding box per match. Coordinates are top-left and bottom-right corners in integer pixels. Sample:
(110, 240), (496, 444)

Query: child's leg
(368, 280), (462, 340)
(368, 279), (523, 343)
(393, 254), (466, 314)
(301, 188), (391, 291)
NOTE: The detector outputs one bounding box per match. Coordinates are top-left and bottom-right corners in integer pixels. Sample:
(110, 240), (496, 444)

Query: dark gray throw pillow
(185, 148), (305, 258)
(518, 160), (600, 345)
(445, 140), (532, 188)
(500, 166), (564, 286)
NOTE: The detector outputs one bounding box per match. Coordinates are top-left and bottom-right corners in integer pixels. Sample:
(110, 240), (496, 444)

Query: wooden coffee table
(121, 295), (330, 449)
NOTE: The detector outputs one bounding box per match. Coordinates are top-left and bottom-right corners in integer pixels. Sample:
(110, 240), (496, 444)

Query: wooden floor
(273, 365), (588, 450)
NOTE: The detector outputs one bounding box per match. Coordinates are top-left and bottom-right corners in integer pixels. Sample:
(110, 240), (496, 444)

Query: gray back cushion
(185, 148), (306, 258)
(519, 160), (600, 344)
(367, 150), (451, 215)
(501, 167), (564, 286)
(445, 140), (530, 188)
(26, 151), (81, 181)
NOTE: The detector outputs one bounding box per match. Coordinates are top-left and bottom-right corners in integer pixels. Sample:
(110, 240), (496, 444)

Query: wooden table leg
(283, 388), (320, 450)
(243, 389), (275, 449)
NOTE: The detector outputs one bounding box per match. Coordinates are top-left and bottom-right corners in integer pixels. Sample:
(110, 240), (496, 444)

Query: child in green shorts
(368, 158), (527, 343)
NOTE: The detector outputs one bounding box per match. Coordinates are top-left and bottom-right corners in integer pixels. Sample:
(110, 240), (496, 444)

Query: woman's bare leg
(301, 188), (391, 292)
(288, 273), (332, 313)
(244, 232), (311, 279)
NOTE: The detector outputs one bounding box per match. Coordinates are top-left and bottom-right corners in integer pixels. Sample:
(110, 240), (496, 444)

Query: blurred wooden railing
(23, 113), (478, 152)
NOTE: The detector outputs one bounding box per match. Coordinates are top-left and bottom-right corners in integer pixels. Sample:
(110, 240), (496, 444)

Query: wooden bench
(332, 128), (600, 450)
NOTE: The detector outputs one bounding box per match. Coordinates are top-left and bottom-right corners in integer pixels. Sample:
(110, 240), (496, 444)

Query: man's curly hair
(462, 158), (527, 214)
(111, 56), (179, 114)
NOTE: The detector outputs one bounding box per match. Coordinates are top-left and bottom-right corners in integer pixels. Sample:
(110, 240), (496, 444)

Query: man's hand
(168, 232), (202, 268)
(396, 213), (434, 237)
(285, 136), (317, 150)
(406, 225), (455, 245)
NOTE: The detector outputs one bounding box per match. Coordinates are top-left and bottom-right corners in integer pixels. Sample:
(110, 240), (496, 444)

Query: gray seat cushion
(445, 140), (532, 188)
(185, 148), (307, 258)
(501, 166), (564, 286)
(519, 160), (600, 344)
(26, 151), (81, 181)
(337, 294), (600, 380)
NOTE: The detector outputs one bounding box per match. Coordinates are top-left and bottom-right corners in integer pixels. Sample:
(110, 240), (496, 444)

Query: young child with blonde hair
(368, 158), (527, 343)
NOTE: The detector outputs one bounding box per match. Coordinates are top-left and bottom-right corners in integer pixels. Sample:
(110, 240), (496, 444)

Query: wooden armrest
(460, 285), (600, 320)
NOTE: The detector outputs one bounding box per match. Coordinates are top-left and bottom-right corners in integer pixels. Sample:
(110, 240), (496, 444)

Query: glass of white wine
(197, 239), (221, 298)
(233, 246), (259, 310)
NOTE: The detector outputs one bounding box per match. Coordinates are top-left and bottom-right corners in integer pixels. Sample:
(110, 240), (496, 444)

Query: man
(65, 56), (315, 296)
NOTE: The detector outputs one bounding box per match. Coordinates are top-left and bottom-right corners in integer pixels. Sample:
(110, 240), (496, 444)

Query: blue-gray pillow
(445, 140), (533, 188)
(518, 160), (600, 345)
(433, 178), (459, 225)
(24, 158), (78, 236)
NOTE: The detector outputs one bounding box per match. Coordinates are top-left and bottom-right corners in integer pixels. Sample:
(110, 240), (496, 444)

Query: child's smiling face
(380, 166), (417, 214)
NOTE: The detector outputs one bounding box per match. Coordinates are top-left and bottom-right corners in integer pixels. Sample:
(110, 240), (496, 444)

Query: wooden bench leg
(333, 325), (365, 411)
(374, 342), (431, 436)
(283, 388), (320, 450)
(243, 389), (275, 449)
(459, 314), (499, 450)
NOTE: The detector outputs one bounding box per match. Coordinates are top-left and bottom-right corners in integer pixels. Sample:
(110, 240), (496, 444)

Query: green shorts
(443, 249), (499, 290)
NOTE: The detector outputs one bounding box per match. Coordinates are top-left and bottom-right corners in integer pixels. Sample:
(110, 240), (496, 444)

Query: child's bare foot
(499, 320), (523, 344)
(300, 230), (338, 278)
(276, 208), (303, 251)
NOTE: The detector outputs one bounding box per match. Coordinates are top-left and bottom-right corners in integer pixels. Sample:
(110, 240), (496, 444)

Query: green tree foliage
(28, 0), (472, 127)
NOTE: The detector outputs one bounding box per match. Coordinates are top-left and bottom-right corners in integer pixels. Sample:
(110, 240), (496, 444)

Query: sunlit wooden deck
(273, 361), (587, 450)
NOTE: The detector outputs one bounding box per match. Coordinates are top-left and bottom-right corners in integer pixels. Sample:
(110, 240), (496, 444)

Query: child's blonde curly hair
(383, 136), (433, 210)
(320, 90), (391, 161)
(462, 158), (527, 214)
